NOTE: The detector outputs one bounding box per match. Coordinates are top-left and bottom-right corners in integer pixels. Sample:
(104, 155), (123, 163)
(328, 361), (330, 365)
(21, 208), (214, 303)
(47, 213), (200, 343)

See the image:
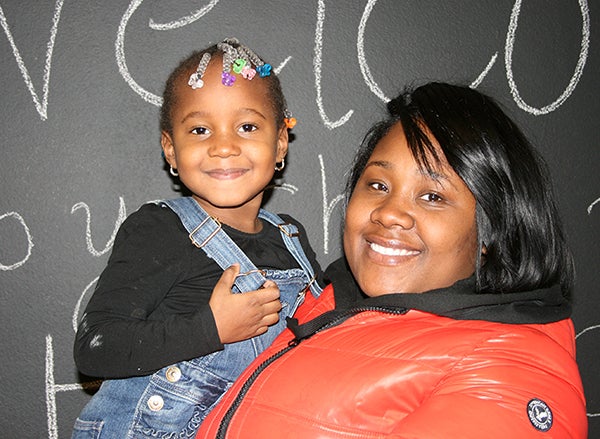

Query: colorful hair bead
(221, 71), (236, 86)
(284, 117), (297, 129)
(241, 65), (256, 80)
(256, 63), (272, 77)
(188, 52), (212, 89)
(283, 110), (297, 129)
(233, 58), (247, 74)
(188, 73), (204, 89)
(188, 38), (273, 90)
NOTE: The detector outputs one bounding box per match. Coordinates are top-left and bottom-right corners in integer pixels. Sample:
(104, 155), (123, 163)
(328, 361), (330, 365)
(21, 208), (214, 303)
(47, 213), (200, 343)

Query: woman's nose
(370, 196), (415, 230)
(207, 132), (241, 158)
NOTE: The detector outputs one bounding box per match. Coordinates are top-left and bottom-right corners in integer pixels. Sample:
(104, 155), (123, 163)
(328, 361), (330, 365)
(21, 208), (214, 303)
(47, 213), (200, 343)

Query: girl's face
(343, 123), (479, 296)
(161, 59), (287, 231)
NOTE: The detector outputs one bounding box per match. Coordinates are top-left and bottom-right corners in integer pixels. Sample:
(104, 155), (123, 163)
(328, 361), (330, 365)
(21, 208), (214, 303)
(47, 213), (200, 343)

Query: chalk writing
(3, 0), (590, 121)
(45, 334), (101, 439)
(268, 182), (298, 195)
(0, 211), (33, 270)
(356, 0), (502, 98)
(0, 0), (65, 120)
(470, 53), (500, 89)
(576, 325), (600, 417)
(313, 0), (354, 129)
(357, 0), (385, 102)
(70, 197), (127, 257)
(148, 0), (219, 31)
(588, 197), (599, 215)
(353, 0), (590, 116)
(505, 0), (590, 115)
(116, 0), (162, 106)
(72, 276), (100, 333)
(318, 154), (344, 254)
(116, 0), (291, 107)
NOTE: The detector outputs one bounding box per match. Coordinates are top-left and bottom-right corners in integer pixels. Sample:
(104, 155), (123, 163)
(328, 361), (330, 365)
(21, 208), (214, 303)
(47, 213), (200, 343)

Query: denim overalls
(72, 198), (322, 439)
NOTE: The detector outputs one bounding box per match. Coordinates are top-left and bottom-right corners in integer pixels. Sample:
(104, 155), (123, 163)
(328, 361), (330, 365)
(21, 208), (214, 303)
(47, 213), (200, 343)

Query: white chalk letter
(0, 0), (65, 120)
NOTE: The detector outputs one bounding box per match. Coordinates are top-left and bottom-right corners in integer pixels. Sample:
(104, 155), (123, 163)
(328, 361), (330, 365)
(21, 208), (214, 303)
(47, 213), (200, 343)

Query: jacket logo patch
(527, 398), (553, 432)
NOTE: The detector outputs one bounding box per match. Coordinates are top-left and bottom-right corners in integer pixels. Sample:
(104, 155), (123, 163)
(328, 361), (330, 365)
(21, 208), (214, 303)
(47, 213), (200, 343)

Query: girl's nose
(370, 197), (415, 230)
(207, 132), (241, 158)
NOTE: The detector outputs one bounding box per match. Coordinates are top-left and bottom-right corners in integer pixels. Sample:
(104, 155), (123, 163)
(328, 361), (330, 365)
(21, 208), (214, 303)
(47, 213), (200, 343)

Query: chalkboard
(1, 1), (598, 437)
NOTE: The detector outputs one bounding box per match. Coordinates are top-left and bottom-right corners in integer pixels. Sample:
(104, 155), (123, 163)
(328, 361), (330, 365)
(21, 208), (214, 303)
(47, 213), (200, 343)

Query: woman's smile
(367, 238), (421, 259)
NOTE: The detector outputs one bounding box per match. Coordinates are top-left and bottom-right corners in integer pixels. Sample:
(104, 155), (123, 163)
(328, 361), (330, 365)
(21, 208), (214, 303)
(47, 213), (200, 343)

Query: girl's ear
(161, 131), (177, 167)
(276, 126), (289, 163)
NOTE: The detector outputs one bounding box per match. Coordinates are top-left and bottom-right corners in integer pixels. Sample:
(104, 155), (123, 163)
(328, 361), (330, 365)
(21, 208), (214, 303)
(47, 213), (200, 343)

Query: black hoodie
(288, 257), (572, 342)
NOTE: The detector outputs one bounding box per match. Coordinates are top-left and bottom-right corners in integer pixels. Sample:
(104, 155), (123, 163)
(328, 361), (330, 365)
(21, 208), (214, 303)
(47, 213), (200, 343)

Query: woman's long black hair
(347, 82), (574, 297)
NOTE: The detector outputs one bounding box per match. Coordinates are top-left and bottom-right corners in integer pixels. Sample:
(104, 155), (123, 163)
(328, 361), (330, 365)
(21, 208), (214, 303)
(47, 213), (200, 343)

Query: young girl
(72, 38), (322, 438)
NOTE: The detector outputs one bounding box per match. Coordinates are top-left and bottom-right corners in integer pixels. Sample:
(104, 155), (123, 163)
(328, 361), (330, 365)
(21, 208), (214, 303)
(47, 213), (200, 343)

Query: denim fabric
(73, 271), (308, 438)
(73, 200), (319, 439)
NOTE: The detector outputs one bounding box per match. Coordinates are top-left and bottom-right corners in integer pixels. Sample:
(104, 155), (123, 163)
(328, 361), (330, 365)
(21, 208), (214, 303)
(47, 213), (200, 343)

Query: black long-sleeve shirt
(74, 203), (322, 378)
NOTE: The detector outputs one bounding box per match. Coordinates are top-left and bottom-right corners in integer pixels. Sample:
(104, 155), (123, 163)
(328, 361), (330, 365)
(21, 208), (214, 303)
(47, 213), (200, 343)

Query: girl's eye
(191, 127), (209, 135)
(239, 123), (257, 133)
(420, 192), (444, 203)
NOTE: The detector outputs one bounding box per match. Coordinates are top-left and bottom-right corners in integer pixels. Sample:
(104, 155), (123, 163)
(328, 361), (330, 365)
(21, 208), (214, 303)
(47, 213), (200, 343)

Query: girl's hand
(209, 264), (282, 344)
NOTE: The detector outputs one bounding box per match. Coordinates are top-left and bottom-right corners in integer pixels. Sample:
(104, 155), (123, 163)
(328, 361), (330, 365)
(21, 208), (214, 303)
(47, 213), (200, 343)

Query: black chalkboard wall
(1, 0), (598, 437)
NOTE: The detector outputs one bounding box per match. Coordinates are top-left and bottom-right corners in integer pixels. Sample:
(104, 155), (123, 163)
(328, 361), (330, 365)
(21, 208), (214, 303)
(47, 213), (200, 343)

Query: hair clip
(221, 38), (272, 80)
(241, 65), (256, 80)
(217, 41), (239, 86)
(190, 38), (272, 90)
(188, 52), (212, 89)
(256, 64), (272, 77)
(233, 58), (247, 74)
(283, 110), (297, 129)
(221, 72), (236, 86)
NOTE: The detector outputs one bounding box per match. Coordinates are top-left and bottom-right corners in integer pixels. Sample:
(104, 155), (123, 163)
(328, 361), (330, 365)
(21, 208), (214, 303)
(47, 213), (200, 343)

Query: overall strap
(258, 209), (322, 297)
(160, 198), (266, 292)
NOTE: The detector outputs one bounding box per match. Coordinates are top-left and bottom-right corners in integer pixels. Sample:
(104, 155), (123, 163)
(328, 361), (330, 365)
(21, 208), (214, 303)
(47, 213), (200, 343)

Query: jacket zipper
(215, 306), (407, 438)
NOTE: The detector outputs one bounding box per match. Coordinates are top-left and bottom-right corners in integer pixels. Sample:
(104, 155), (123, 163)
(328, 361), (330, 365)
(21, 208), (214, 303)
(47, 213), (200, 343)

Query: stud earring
(170, 166), (179, 177)
(274, 159), (285, 172)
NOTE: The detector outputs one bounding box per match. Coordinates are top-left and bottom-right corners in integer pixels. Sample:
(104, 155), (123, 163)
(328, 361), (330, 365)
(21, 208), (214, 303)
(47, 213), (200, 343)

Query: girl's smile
(204, 168), (249, 180)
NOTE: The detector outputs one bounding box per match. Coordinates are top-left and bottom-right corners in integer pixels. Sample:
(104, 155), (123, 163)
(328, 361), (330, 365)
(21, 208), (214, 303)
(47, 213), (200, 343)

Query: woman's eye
(368, 182), (388, 192)
(239, 123), (257, 133)
(191, 127), (209, 135)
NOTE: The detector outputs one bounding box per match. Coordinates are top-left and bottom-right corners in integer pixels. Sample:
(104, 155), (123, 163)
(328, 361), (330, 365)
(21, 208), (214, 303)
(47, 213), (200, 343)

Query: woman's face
(343, 123), (479, 296)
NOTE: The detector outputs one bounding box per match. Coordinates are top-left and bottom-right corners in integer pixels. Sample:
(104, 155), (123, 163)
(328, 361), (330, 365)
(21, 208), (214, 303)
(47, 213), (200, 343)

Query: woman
(196, 82), (587, 438)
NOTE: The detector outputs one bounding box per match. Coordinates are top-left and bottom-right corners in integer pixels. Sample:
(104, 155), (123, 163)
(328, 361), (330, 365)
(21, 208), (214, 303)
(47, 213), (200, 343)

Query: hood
(324, 257), (571, 324)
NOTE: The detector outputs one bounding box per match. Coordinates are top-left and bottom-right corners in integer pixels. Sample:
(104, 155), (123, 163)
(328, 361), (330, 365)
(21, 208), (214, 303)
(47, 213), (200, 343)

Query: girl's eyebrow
(238, 108), (267, 119)
(180, 111), (208, 124)
(180, 108), (267, 125)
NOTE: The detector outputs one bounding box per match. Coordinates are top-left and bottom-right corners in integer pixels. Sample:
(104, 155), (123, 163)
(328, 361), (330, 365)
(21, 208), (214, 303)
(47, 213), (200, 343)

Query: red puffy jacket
(198, 280), (587, 438)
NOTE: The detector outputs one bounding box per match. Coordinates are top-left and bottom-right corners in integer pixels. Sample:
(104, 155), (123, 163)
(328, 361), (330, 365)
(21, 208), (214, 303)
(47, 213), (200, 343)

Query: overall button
(147, 395), (164, 411)
(165, 366), (182, 383)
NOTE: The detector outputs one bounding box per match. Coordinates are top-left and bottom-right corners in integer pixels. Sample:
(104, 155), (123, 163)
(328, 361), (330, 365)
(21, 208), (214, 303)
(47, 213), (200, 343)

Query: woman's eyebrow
(364, 160), (392, 170)
(421, 168), (449, 181)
